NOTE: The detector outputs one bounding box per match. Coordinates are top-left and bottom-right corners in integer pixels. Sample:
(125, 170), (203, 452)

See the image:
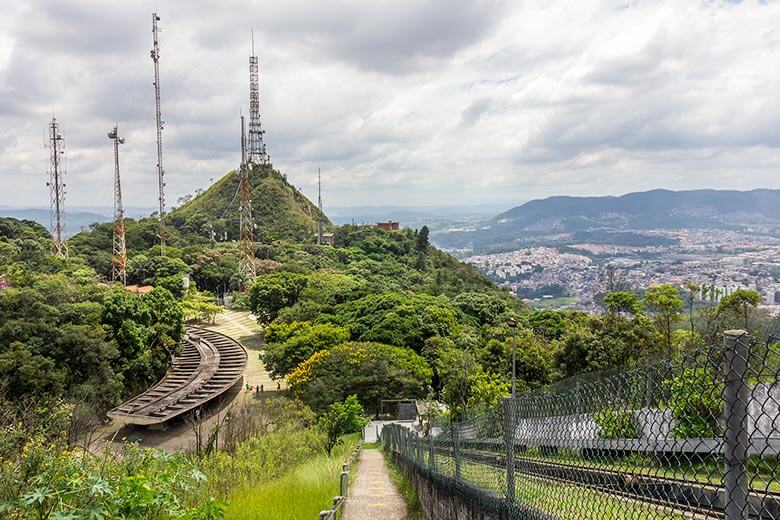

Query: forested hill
(170, 164), (328, 242)
(434, 188), (780, 250)
(68, 164), (328, 277)
(496, 188), (780, 229)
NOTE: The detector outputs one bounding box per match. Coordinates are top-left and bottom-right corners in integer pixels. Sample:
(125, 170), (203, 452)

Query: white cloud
(0, 0), (779, 212)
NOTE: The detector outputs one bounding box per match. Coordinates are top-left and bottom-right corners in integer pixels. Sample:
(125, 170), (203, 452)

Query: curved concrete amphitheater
(108, 326), (247, 426)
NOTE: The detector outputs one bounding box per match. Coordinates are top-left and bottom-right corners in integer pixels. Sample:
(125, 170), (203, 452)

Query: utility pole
(238, 114), (256, 286)
(108, 126), (127, 285)
(247, 31), (269, 166)
(151, 12), (166, 255)
(47, 117), (67, 258)
(317, 167), (323, 244)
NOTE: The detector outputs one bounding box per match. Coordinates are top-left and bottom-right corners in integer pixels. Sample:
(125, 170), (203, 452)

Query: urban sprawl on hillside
(464, 228), (780, 314)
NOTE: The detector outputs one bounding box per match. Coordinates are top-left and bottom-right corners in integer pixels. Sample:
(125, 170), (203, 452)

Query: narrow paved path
(344, 449), (408, 520)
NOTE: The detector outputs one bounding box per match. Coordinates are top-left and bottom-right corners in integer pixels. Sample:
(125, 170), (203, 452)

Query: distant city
(462, 228), (780, 314)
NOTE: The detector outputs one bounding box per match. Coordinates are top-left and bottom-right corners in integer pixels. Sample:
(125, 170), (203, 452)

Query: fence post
(340, 469), (349, 497)
(416, 432), (423, 463)
(453, 423), (462, 480)
(428, 425), (435, 471)
(723, 329), (750, 520)
(503, 397), (516, 507)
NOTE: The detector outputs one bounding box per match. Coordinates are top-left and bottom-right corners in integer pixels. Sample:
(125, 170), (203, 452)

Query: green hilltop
(170, 164), (329, 243)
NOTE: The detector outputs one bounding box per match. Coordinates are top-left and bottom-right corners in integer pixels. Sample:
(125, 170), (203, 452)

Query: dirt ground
(96, 310), (285, 452)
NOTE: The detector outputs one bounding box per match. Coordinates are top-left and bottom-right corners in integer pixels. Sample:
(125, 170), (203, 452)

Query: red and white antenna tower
(238, 114), (256, 285)
(46, 117), (67, 258)
(248, 31), (269, 166)
(151, 12), (166, 255)
(108, 126), (127, 284)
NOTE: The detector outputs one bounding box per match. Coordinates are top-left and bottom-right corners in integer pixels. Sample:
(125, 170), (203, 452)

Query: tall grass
(225, 434), (360, 520)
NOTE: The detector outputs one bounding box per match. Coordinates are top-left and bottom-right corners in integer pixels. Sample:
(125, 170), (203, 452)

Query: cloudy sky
(1, 0), (779, 211)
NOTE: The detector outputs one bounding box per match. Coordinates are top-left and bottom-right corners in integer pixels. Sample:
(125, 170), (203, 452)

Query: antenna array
(151, 12), (166, 255)
(108, 126), (127, 284)
(248, 32), (269, 165)
(317, 167), (323, 244)
(238, 115), (256, 285)
(47, 117), (67, 258)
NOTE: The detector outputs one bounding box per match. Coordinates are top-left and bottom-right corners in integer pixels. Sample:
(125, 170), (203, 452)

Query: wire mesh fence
(382, 330), (780, 519)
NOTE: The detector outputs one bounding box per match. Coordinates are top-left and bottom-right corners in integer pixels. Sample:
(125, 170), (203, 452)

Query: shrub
(593, 407), (637, 439)
(319, 395), (369, 454)
(663, 368), (722, 438)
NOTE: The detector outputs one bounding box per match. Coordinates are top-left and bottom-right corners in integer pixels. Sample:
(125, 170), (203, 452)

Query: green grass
(224, 434), (360, 519)
(530, 296), (577, 309)
(452, 446), (780, 493)
(430, 454), (684, 519)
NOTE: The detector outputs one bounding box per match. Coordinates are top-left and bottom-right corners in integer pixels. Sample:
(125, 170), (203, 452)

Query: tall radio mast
(151, 12), (166, 255)
(248, 31), (269, 166)
(108, 126), (127, 285)
(47, 117), (67, 258)
(317, 167), (323, 245)
(238, 114), (256, 285)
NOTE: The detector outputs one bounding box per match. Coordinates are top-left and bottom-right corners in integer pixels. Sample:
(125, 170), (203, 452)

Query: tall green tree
(261, 321), (350, 379)
(288, 342), (432, 414)
(415, 226), (430, 251)
(717, 289), (762, 331)
(644, 285), (684, 357)
(249, 272), (308, 323)
(604, 291), (643, 318)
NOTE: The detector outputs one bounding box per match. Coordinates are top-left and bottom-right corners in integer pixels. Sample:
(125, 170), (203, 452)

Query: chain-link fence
(382, 330), (780, 519)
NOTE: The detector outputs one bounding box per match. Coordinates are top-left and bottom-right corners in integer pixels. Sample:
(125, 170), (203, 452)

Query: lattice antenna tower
(238, 114), (256, 285)
(108, 126), (127, 285)
(248, 31), (269, 166)
(317, 167), (323, 244)
(151, 12), (166, 255)
(46, 117), (67, 258)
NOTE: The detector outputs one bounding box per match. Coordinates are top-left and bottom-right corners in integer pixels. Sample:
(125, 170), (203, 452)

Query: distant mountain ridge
(0, 209), (110, 237)
(496, 189), (780, 229)
(433, 188), (780, 251)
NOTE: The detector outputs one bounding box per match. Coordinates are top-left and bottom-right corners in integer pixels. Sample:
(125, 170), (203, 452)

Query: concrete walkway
(343, 449), (409, 520)
(206, 309), (286, 391)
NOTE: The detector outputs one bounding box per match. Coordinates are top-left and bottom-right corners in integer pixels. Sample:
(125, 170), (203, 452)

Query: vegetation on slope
(0, 394), (356, 520)
(224, 434), (360, 520)
(3, 164), (778, 519)
(170, 164), (329, 243)
(0, 217), (183, 408)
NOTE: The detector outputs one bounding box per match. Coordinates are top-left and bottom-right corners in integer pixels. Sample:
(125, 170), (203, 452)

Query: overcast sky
(1, 0), (779, 211)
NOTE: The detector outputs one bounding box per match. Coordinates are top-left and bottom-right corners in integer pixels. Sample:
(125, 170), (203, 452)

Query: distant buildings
(464, 233), (780, 314)
(377, 221), (399, 231)
(698, 284), (741, 304)
(320, 232), (334, 246)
